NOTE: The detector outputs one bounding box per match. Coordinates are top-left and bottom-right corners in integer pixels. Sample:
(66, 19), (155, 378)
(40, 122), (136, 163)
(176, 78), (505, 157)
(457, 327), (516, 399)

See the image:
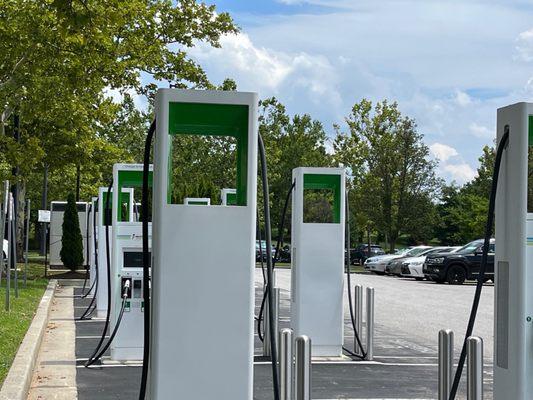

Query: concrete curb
(0, 279), (58, 400)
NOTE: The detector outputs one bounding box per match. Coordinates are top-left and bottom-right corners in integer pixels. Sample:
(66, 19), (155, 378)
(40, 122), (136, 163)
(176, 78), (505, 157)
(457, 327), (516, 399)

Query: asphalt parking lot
(71, 270), (493, 399)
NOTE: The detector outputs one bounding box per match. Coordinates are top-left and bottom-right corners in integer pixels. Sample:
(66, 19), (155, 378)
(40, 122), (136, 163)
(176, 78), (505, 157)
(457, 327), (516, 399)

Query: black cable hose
(256, 212), (266, 342)
(258, 134), (281, 400)
(448, 126), (509, 400)
(139, 120), (155, 400)
(258, 211), (266, 284)
(85, 179), (113, 367)
(344, 190), (366, 360)
(257, 181), (295, 343)
(77, 201), (100, 320)
(86, 286), (130, 367)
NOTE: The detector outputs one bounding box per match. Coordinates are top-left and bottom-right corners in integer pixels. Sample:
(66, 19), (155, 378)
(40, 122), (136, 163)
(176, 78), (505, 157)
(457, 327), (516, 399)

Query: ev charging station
(183, 197), (211, 205)
(494, 102), (533, 399)
(95, 186), (134, 318)
(109, 163), (153, 361)
(221, 188), (237, 206)
(290, 167), (345, 357)
(152, 89), (258, 399)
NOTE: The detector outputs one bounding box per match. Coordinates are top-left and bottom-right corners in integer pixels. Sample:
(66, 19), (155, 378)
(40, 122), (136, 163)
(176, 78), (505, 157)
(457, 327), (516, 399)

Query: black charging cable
(448, 126), (509, 400)
(258, 134), (281, 400)
(84, 180), (113, 366)
(85, 279), (131, 367)
(77, 197), (100, 318)
(139, 120), (155, 400)
(257, 180), (295, 342)
(343, 190), (366, 360)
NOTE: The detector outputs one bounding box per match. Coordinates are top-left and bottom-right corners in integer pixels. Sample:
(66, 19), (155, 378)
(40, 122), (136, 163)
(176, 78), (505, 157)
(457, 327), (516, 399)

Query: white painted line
(254, 360), (494, 367)
(76, 336), (110, 339)
(76, 363), (142, 369)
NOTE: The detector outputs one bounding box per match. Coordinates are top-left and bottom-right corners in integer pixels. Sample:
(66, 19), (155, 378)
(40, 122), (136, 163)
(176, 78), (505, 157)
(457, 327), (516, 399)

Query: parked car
(255, 240), (277, 262)
(399, 247), (460, 280)
(364, 246), (431, 275)
(386, 247), (438, 276)
(423, 239), (495, 284)
(349, 244), (385, 265)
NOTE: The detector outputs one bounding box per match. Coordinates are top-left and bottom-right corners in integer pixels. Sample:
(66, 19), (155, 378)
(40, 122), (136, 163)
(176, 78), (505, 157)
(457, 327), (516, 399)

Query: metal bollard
(365, 287), (374, 360)
(295, 335), (312, 400)
(0, 181), (8, 289)
(279, 328), (293, 400)
(6, 193), (12, 311)
(23, 199), (30, 288)
(263, 287), (280, 357)
(467, 336), (484, 400)
(11, 198), (18, 298)
(354, 284), (363, 355)
(438, 329), (454, 400)
(263, 287), (270, 357)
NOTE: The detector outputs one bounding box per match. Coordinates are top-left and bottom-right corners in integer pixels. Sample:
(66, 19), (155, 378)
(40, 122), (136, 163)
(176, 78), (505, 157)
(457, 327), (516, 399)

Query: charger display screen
(123, 251), (151, 268)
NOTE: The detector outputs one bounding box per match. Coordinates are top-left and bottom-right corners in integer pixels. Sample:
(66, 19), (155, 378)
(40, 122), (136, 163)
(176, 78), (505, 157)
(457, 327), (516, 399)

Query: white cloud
(469, 123), (494, 139)
(191, 1), (533, 184)
(516, 28), (533, 62)
(430, 143), (458, 162)
(188, 32), (343, 117)
(191, 33), (292, 90)
(443, 163), (477, 183)
(454, 90), (472, 107)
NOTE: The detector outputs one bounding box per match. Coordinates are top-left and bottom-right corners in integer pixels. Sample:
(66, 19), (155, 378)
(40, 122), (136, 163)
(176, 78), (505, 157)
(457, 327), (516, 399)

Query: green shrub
(60, 193), (84, 271)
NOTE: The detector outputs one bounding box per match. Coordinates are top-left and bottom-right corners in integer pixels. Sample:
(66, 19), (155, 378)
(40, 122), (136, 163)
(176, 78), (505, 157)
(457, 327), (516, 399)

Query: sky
(183, 0), (533, 185)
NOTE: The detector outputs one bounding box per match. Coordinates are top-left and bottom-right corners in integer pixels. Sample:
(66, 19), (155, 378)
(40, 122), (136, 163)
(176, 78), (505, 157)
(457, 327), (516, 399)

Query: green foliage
(259, 97), (332, 240)
(60, 193), (84, 270)
(334, 99), (442, 251)
(0, 277), (48, 385)
(435, 145), (494, 245)
(0, 0), (238, 246)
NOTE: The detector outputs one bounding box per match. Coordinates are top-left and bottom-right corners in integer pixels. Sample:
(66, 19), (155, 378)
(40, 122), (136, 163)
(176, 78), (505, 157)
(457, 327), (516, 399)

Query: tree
(258, 97), (332, 240)
(435, 145), (495, 245)
(0, 0), (238, 250)
(334, 100), (441, 251)
(60, 193), (84, 271)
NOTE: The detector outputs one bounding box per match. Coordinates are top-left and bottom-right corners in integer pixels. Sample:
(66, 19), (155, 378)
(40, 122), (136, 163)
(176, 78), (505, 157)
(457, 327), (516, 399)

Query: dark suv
(423, 239), (495, 285)
(349, 244), (385, 265)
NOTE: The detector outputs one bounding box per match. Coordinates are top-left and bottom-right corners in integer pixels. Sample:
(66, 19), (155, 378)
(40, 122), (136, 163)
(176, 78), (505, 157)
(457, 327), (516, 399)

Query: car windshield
(419, 248), (439, 256)
(456, 241), (482, 254)
(395, 248), (410, 255)
(405, 247), (430, 256)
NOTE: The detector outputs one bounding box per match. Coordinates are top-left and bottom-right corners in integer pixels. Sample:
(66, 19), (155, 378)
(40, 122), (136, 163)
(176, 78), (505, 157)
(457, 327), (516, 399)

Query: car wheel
(415, 277), (424, 281)
(373, 271), (385, 276)
(447, 265), (466, 285)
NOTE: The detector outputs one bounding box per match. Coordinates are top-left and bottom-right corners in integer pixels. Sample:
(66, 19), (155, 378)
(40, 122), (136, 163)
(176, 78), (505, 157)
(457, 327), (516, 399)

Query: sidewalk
(27, 285), (77, 399)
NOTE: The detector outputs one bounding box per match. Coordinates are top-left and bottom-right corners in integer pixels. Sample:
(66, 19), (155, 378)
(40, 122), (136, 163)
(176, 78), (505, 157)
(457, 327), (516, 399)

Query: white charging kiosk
(290, 167), (345, 357)
(109, 164), (152, 361)
(151, 89), (258, 399)
(95, 186), (134, 318)
(494, 102), (533, 399)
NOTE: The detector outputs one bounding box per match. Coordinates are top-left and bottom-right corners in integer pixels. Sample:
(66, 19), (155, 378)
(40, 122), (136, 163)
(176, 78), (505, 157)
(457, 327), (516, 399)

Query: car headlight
(409, 261), (424, 266)
(428, 257), (444, 264)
